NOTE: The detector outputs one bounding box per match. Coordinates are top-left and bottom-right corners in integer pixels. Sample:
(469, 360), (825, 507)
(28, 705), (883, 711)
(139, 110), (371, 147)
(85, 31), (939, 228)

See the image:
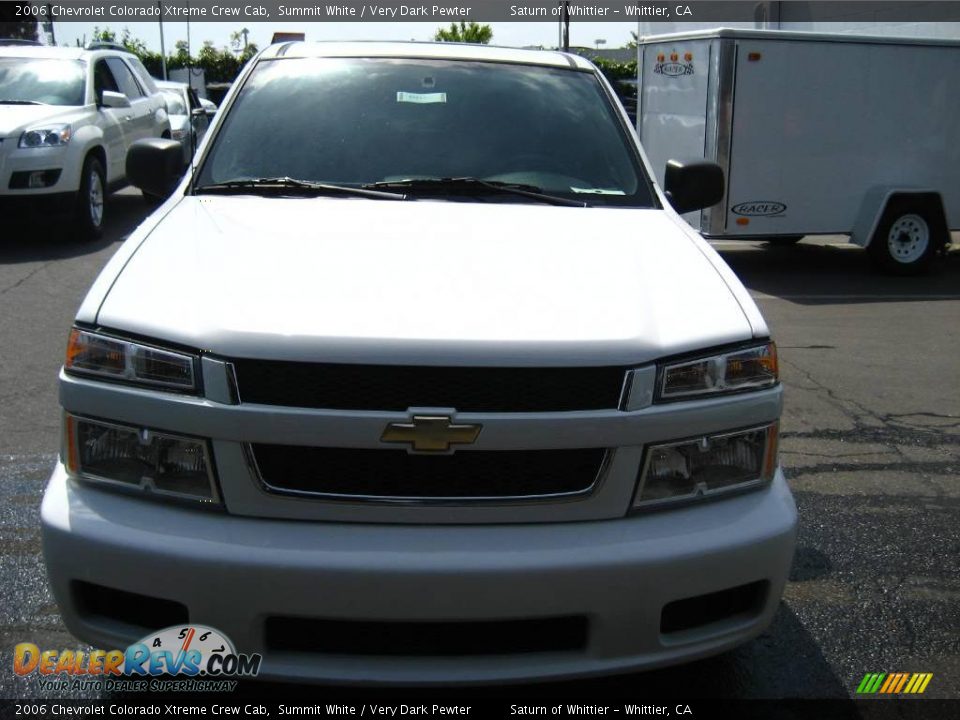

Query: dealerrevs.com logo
(14, 625), (261, 692)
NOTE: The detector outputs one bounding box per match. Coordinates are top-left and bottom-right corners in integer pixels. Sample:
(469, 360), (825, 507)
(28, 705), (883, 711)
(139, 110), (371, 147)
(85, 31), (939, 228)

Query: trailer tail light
(736, 217), (750, 226)
(748, 52), (762, 62)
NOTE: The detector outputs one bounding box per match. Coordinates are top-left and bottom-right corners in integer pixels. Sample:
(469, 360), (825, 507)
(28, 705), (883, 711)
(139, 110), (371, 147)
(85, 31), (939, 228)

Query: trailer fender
(852, 188), (948, 249)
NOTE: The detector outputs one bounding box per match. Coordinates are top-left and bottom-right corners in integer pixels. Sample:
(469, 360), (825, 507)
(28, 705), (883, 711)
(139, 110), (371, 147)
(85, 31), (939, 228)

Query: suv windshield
(0, 58), (86, 106)
(196, 57), (656, 208)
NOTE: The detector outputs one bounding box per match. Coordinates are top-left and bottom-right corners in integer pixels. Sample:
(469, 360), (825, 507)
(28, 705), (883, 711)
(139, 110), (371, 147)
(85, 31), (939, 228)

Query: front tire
(869, 204), (937, 275)
(75, 155), (106, 240)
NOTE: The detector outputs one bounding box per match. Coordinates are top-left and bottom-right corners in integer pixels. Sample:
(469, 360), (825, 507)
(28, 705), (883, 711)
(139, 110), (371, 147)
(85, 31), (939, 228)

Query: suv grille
(249, 445), (607, 500)
(230, 360), (627, 412)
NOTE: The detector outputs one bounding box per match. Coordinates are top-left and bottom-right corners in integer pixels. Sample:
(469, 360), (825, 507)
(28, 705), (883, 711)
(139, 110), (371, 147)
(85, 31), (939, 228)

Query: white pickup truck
(42, 41), (797, 684)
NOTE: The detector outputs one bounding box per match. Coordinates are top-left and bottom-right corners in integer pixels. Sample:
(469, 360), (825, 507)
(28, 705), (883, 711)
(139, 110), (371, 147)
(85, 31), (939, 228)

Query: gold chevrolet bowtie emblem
(380, 415), (482, 453)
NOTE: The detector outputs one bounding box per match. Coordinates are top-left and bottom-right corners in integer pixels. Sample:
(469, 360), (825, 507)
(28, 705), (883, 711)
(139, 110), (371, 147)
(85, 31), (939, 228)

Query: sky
(50, 20), (640, 53)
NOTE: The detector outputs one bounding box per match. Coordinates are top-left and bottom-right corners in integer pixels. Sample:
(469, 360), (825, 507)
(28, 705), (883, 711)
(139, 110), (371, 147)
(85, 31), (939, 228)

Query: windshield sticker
(397, 91), (447, 104)
(570, 187), (626, 196)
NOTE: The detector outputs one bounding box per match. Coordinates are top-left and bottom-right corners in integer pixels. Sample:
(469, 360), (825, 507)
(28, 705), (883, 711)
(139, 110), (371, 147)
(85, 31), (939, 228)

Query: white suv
(0, 43), (170, 238)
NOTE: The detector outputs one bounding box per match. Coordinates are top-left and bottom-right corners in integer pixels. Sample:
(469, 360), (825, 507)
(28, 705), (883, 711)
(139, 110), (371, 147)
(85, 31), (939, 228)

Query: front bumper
(0, 142), (76, 196)
(41, 463), (797, 684)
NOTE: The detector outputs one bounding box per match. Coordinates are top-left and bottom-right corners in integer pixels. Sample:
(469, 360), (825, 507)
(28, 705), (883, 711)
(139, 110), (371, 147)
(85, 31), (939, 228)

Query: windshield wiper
(0, 99), (46, 105)
(194, 177), (407, 201)
(363, 177), (588, 207)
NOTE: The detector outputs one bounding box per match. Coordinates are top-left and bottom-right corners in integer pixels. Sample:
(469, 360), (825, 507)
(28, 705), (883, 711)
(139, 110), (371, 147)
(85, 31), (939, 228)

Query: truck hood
(0, 104), (81, 138)
(95, 196), (757, 366)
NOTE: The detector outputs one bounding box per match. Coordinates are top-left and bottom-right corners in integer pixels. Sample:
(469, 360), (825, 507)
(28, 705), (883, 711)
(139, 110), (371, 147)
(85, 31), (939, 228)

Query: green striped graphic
(856, 672), (933, 695)
(856, 673), (886, 694)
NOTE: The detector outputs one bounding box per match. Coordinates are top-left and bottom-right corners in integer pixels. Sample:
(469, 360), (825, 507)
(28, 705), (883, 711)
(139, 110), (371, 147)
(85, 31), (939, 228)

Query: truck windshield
(196, 57), (656, 208)
(0, 59), (86, 106)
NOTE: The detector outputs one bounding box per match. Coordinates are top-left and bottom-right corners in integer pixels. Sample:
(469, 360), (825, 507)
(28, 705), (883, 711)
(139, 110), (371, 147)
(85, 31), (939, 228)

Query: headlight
(19, 124), (72, 148)
(64, 414), (219, 504)
(658, 342), (778, 401)
(65, 328), (198, 392)
(633, 423), (778, 510)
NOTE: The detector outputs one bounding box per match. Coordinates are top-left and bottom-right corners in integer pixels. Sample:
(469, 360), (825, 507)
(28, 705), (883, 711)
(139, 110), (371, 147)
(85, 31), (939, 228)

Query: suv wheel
(75, 155), (105, 240)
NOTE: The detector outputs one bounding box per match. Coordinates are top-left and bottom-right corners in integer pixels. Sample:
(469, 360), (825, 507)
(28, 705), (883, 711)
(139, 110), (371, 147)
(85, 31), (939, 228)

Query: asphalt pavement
(1, 189), (958, 701)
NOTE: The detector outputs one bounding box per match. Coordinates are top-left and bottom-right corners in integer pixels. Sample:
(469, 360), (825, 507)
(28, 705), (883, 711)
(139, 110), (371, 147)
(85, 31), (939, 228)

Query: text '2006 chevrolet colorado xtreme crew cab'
(41, 41), (797, 684)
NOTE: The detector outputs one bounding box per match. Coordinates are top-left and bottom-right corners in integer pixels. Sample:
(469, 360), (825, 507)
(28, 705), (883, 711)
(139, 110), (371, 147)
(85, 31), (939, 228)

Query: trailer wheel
(869, 203), (937, 275)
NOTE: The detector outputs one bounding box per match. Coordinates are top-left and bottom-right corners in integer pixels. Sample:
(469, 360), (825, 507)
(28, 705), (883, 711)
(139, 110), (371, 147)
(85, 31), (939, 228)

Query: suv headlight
(658, 342), (778, 401)
(65, 328), (199, 392)
(633, 423), (779, 510)
(64, 414), (219, 504)
(19, 124), (72, 148)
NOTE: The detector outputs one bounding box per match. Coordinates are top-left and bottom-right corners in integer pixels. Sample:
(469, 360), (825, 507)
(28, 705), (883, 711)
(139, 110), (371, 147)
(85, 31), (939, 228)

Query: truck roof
(637, 27), (960, 49)
(261, 41), (596, 70)
(0, 45), (136, 60)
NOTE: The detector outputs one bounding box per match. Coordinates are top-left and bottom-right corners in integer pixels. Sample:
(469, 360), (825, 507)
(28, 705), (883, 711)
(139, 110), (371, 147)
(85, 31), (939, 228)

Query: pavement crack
(782, 356), (885, 428)
(0, 261), (53, 297)
(781, 450), (898, 459)
(786, 459), (956, 479)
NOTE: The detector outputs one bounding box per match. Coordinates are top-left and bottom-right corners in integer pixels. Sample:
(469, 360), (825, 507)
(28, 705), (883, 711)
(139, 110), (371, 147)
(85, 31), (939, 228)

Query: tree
(0, 3), (39, 41)
(90, 26), (116, 44)
(119, 27), (148, 56)
(170, 39), (191, 68)
(589, 56), (637, 83)
(434, 22), (493, 44)
(240, 42), (259, 63)
(75, 26), (257, 85)
(230, 28), (250, 54)
(626, 31), (639, 50)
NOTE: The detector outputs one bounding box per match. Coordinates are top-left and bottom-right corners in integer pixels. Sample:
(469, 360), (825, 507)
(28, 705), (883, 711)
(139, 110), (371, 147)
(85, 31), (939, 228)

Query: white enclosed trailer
(636, 28), (960, 273)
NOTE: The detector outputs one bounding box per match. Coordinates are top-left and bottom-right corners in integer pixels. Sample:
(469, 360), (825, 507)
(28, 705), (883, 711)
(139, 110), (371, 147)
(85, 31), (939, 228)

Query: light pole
(157, 0), (167, 79)
(561, 2), (570, 52)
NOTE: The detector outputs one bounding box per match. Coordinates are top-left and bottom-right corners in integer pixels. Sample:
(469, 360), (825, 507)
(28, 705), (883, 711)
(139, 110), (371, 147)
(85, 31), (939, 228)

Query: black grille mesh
(231, 360), (627, 412)
(250, 445), (606, 499)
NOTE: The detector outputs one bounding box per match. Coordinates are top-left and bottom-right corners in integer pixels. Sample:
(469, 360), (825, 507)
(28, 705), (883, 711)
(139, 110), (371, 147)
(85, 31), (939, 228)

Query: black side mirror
(663, 159), (725, 214)
(126, 138), (184, 199)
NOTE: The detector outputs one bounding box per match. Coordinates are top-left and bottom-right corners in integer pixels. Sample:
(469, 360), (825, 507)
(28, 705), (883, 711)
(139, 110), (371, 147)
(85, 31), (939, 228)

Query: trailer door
(638, 39), (713, 226)
(725, 38), (874, 236)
